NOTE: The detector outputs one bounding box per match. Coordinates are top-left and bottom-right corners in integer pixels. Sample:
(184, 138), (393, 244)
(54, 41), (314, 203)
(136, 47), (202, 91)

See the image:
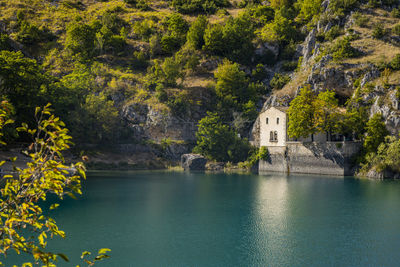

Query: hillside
(0, 0), (400, 172)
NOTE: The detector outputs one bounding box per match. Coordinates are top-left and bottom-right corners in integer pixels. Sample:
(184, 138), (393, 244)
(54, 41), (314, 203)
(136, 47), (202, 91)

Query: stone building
(258, 107), (361, 176)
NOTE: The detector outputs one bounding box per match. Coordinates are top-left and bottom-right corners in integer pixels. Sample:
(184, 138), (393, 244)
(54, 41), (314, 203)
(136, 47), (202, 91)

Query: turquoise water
(5, 171), (400, 266)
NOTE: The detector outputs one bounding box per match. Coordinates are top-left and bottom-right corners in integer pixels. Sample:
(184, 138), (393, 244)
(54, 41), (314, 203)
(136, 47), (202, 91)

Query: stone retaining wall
(259, 142), (362, 176)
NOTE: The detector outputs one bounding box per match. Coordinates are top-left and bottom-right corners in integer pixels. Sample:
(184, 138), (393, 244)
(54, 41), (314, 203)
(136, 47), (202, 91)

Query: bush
(133, 19), (156, 41)
(372, 23), (386, 39)
(203, 24), (225, 54)
(161, 34), (183, 54)
(391, 54), (400, 70)
(329, 0), (358, 14)
(391, 8), (400, 18)
(193, 112), (251, 162)
(65, 22), (96, 59)
(186, 15), (208, 49)
(325, 25), (343, 41)
(353, 12), (369, 28)
(393, 24), (400, 36)
(282, 61), (298, 71)
(16, 21), (55, 45)
(0, 33), (12, 51)
(330, 37), (360, 60)
(171, 0), (229, 14)
(270, 73), (290, 89)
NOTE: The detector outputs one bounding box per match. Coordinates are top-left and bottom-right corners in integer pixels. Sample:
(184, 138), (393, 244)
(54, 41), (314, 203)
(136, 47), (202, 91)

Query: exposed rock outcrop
(181, 154), (207, 171)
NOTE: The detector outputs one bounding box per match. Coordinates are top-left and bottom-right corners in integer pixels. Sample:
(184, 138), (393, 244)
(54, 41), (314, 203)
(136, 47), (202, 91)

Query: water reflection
(4, 171), (400, 267)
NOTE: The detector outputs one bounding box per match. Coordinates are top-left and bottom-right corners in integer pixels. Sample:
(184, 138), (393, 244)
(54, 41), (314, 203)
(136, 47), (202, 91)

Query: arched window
(266, 117), (269, 124)
(274, 131), (278, 142)
(277, 117), (279, 125)
(270, 131), (274, 141)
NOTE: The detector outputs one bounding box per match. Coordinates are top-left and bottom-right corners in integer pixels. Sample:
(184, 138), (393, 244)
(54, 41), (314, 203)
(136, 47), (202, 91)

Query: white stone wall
(259, 108), (287, 147)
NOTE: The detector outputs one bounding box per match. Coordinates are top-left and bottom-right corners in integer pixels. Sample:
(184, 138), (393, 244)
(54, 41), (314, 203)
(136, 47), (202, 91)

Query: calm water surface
(6, 171), (400, 266)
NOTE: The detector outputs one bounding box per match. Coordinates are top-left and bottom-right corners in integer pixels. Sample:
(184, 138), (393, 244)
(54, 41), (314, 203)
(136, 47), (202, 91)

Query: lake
(5, 171), (400, 266)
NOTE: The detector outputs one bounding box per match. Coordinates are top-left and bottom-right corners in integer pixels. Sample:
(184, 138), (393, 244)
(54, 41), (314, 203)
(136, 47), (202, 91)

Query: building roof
(274, 106), (289, 112)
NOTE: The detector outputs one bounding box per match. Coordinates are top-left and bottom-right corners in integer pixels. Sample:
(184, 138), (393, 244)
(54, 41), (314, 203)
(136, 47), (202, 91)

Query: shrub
(393, 24), (400, 36)
(171, 0), (229, 14)
(270, 73), (290, 89)
(391, 54), (400, 70)
(391, 8), (400, 18)
(353, 12), (369, 28)
(282, 61), (298, 71)
(203, 24), (225, 54)
(330, 37), (360, 60)
(0, 33), (12, 51)
(186, 15), (208, 49)
(329, 0), (358, 14)
(325, 25), (343, 41)
(364, 113), (389, 154)
(65, 22), (96, 59)
(193, 112), (251, 162)
(133, 19), (156, 41)
(372, 23), (386, 39)
(16, 21), (55, 45)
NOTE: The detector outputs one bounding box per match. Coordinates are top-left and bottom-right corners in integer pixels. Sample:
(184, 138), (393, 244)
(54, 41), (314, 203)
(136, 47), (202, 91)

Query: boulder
(181, 154), (207, 171)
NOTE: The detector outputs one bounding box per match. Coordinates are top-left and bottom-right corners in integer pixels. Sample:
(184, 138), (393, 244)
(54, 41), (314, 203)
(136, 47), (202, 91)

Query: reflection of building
(258, 107), (361, 176)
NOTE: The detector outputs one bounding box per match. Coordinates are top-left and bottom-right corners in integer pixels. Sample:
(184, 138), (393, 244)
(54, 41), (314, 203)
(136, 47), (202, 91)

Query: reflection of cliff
(259, 142), (362, 176)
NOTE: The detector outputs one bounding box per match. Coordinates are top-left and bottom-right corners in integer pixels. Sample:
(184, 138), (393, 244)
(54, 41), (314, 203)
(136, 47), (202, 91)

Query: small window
(270, 131), (278, 142)
(277, 117), (279, 125)
(266, 117), (269, 124)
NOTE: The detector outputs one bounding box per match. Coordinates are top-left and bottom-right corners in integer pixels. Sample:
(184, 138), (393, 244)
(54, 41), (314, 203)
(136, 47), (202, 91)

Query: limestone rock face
(181, 154), (207, 171)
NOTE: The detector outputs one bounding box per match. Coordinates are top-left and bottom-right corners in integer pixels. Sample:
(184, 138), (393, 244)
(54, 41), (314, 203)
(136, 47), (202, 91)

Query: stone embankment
(259, 142), (362, 176)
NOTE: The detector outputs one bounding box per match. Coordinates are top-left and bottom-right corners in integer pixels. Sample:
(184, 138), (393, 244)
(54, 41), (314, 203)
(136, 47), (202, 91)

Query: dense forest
(0, 0), (400, 173)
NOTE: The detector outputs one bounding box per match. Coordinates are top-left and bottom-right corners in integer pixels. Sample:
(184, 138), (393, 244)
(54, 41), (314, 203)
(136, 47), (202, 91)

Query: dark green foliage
(393, 24), (400, 36)
(161, 35), (183, 54)
(281, 61), (298, 71)
(391, 8), (400, 18)
(167, 91), (189, 116)
(260, 12), (298, 44)
(330, 37), (360, 61)
(353, 12), (369, 28)
(160, 13), (189, 54)
(203, 15), (255, 63)
(0, 51), (50, 125)
(16, 21), (55, 45)
(203, 23), (225, 54)
(171, 0), (229, 14)
(372, 23), (386, 39)
(124, 0), (151, 10)
(329, 0), (358, 14)
(215, 60), (252, 107)
(193, 112), (251, 162)
(0, 33), (12, 51)
(244, 4), (275, 26)
(65, 22), (96, 59)
(270, 73), (290, 89)
(364, 113), (389, 154)
(325, 25), (343, 41)
(132, 51), (148, 69)
(186, 15), (208, 49)
(390, 54), (400, 70)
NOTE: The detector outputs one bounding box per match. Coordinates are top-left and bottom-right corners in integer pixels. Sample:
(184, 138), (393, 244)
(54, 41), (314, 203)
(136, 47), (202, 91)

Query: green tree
(214, 60), (250, 107)
(193, 112), (251, 162)
(0, 103), (110, 266)
(0, 51), (50, 125)
(296, 0), (323, 22)
(287, 86), (316, 138)
(364, 113), (389, 154)
(222, 14), (255, 63)
(260, 12), (297, 43)
(65, 22), (96, 59)
(203, 23), (225, 54)
(193, 112), (236, 161)
(314, 90), (341, 136)
(186, 15), (208, 49)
